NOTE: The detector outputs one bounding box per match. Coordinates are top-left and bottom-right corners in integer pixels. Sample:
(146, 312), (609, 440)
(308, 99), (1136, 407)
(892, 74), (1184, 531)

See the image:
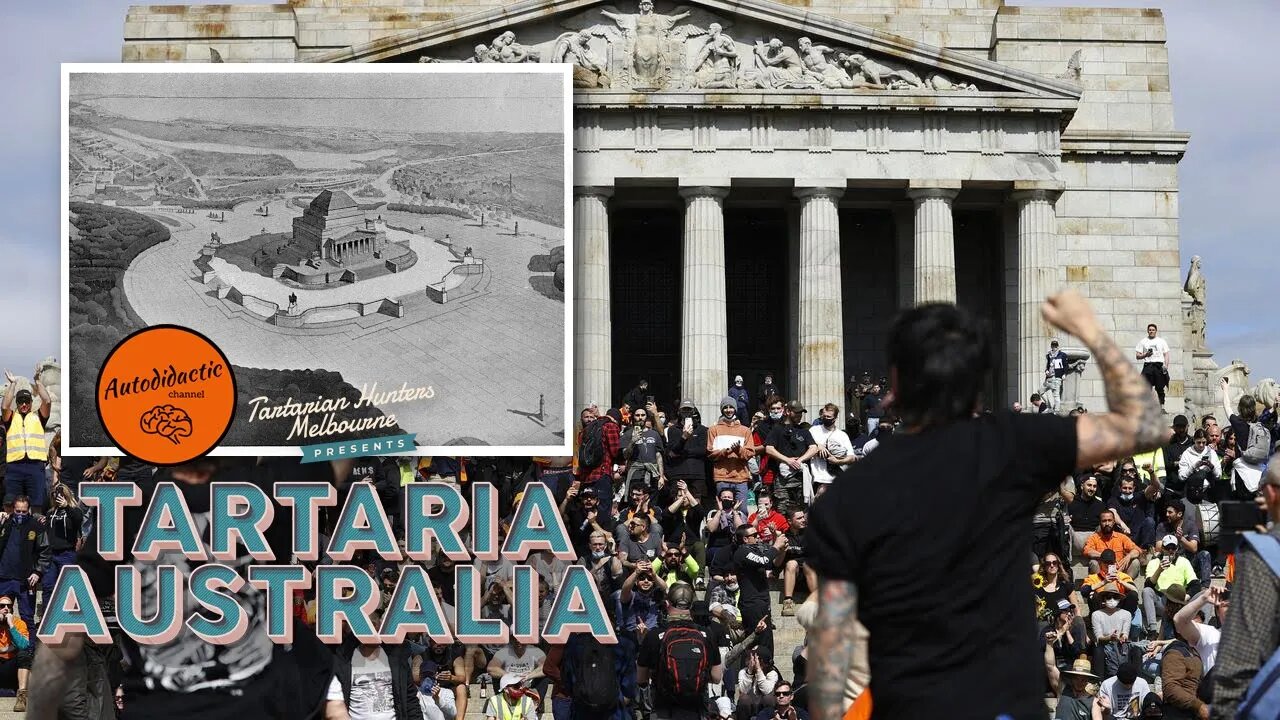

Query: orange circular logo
(96, 325), (236, 465)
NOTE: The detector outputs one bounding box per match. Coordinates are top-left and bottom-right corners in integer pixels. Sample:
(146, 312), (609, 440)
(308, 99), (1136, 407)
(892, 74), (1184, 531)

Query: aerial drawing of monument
(63, 66), (570, 453)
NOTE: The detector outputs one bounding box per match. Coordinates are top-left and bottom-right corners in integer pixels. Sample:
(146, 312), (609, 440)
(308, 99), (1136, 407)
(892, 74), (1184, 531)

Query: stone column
(795, 185), (845, 414)
(1013, 183), (1062, 405)
(574, 187), (613, 414)
(907, 180), (961, 304)
(679, 184), (730, 418)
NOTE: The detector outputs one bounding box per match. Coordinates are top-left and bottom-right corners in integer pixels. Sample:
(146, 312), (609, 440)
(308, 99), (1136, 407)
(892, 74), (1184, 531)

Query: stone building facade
(293, 189), (389, 262)
(123, 0), (1190, 418)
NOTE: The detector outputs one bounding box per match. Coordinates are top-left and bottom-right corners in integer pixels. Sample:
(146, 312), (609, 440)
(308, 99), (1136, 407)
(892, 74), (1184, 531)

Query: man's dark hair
(1148, 324), (1158, 331)
(735, 525), (755, 543)
(1163, 501), (1184, 518)
(887, 303), (993, 429)
(1030, 393), (1043, 403)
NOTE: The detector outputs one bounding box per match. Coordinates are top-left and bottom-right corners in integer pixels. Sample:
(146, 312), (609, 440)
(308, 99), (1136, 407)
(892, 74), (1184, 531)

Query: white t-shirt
(1099, 676), (1150, 720)
(1194, 622), (1221, 672)
(491, 646), (547, 678)
(1135, 336), (1170, 364)
(808, 424), (852, 484)
(329, 648), (397, 720)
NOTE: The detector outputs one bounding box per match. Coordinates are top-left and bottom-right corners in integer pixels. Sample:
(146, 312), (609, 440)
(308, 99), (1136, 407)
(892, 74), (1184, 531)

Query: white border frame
(61, 62), (574, 458)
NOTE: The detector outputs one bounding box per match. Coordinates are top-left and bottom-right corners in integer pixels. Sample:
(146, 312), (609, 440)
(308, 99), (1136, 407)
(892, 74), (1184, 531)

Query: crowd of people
(0, 297), (1275, 720)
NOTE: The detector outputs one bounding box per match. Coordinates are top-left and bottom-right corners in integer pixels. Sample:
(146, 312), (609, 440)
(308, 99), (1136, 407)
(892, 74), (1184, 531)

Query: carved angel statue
(841, 53), (926, 89)
(553, 31), (610, 88)
(752, 38), (811, 89)
(688, 23), (740, 89)
(1183, 254), (1206, 305)
(601, 0), (692, 86)
(1059, 49), (1082, 81)
(797, 37), (860, 89)
(491, 31), (540, 62)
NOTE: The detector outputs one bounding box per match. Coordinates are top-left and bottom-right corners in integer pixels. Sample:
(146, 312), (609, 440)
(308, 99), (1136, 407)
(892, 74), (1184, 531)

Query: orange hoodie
(706, 418), (755, 483)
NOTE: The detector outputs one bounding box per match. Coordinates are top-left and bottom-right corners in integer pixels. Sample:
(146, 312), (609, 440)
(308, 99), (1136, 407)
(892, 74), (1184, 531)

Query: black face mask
(820, 417), (835, 427)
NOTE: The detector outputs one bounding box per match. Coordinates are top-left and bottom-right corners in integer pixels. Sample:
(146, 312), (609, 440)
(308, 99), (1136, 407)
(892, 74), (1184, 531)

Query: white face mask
(769, 411), (783, 420)
(1104, 598), (1120, 610)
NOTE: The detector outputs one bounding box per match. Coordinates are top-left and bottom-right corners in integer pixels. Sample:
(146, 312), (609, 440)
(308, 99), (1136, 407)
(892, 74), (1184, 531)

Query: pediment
(316, 0), (1080, 107)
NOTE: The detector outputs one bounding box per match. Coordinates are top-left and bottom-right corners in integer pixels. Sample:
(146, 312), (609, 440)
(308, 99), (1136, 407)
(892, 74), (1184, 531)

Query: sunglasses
(774, 691), (792, 697)
(1043, 560), (1060, 567)
(0, 604), (12, 609)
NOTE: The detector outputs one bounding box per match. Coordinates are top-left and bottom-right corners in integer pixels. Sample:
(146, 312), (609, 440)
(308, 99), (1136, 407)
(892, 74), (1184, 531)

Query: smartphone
(1107, 564), (1117, 576)
(646, 395), (655, 404)
(684, 418), (693, 432)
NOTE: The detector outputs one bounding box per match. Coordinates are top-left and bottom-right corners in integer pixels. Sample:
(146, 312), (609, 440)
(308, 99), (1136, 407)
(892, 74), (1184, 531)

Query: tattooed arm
(809, 576), (860, 720)
(1042, 291), (1170, 468)
(25, 633), (84, 720)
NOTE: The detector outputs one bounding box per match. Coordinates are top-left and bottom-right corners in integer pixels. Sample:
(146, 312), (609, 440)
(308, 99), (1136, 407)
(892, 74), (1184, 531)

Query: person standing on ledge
(1135, 322), (1171, 410)
(805, 290), (1169, 720)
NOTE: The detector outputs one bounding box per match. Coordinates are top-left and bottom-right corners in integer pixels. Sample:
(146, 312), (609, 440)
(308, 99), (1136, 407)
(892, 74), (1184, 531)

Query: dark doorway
(841, 210), (898, 384)
(610, 207), (681, 408)
(725, 208), (789, 411)
(955, 209), (1006, 409)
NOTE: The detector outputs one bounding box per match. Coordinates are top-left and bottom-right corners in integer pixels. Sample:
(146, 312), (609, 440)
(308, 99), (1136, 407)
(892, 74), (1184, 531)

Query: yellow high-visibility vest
(6, 412), (47, 462)
(492, 694), (534, 720)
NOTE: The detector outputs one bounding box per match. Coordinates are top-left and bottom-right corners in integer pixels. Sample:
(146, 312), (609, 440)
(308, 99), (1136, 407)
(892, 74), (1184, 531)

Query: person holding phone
(665, 399), (710, 509)
(1141, 535), (1198, 638)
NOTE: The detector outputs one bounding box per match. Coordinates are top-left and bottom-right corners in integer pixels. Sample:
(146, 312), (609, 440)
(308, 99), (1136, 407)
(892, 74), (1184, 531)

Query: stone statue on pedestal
(1180, 255), (1219, 423)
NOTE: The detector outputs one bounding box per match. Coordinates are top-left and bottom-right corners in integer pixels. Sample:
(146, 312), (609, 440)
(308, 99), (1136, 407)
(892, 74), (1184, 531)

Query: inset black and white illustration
(63, 65), (571, 455)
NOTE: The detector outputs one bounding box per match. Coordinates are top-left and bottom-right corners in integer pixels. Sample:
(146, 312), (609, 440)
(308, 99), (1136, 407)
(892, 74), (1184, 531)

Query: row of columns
(331, 236), (374, 261)
(573, 181), (1061, 416)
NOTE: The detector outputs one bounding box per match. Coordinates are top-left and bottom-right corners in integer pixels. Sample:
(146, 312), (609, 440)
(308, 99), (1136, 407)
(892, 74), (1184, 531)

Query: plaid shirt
(1210, 524), (1280, 719)
(583, 419), (621, 484)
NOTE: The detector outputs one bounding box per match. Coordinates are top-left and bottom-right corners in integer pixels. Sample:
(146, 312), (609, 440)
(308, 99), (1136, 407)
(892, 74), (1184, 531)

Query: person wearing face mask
(707, 397), (756, 512)
(808, 403), (855, 493)
(41, 484), (84, 612)
(753, 398), (787, 494)
(1091, 583), (1134, 677)
(729, 375), (751, 422)
(0, 496), (48, 627)
(1107, 464), (1160, 550)
(764, 401), (817, 516)
(665, 399), (710, 510)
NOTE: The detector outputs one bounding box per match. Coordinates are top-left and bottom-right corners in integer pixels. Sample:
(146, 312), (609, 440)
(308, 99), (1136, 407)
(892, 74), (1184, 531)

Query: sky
(1, 1), (1275, 384)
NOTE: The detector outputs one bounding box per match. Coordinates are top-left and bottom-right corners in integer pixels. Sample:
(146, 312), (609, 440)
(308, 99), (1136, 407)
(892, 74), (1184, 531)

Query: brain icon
(140, 405), (194, 445)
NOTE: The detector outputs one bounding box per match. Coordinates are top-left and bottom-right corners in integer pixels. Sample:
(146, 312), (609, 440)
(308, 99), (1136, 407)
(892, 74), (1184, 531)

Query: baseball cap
(1050, 339), (1060, 347)
(1172, 414), (1189, 428)
(786, 400), (806, 414)
(1161, 534), (1179, 548)
(500, 675), (523, 691)
(679, 398), (696, 410)
(14, 389), (32, 404)
(579, 486), (598, 498)
(1099, 549), (1117, 564)
(1117, 662), (1139, 685)
(1056, 598), (1073, 613)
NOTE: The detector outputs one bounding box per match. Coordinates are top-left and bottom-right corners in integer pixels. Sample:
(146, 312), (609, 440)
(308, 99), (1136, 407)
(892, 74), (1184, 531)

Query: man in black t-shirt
(732, 525), (786, 659)
(764, 402), (817, 516)
(636, 583), (722, 720)
(28, 457), (352, 720)
(804, 292), (1170, 720)
(1067, 474), (1106, 557)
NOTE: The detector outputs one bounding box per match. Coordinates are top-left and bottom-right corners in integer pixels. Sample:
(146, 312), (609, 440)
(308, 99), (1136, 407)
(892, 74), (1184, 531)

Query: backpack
(1237, 532), (1280, 720)
(578, 419), (606, 471)
(571, 634), (620, 714)
(1241, 422), (1272, 465)
(657, 622), (711, 701)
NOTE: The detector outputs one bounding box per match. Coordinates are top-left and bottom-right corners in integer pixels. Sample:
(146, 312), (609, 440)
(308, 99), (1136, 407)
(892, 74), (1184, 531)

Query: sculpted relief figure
(752, 38), (812, 89)
(689, 23), (740, 89)
(601, 0), (692, 87)
(1183, 254), (1206, 305)
(553, 30), (610, 88)
(492, 31), (540, 62)
(797, 37), (860, 89)
(840, 53), (925, 89)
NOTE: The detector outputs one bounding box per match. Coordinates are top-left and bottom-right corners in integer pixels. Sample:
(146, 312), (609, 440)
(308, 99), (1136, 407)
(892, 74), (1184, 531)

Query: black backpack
(571, 634), (620, 713)
(657, 623), (711, 701)
(578, 418), (607, 471)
